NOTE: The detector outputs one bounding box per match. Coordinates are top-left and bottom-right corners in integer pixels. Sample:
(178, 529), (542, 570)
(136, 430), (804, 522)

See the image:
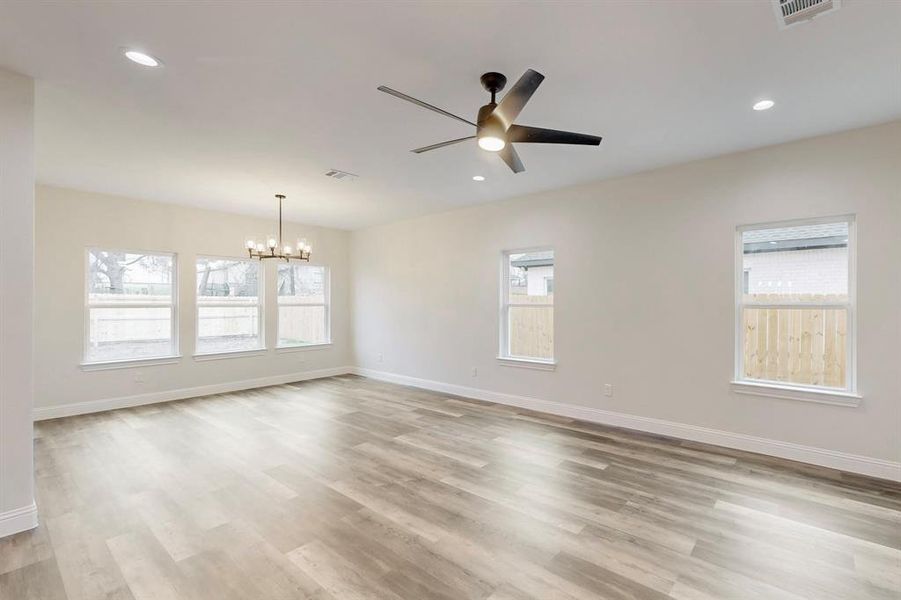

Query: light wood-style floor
(1, 375), (899, 599)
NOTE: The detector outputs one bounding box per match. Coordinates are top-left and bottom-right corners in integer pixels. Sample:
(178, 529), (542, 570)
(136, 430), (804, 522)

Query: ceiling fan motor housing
(477, 103), (506, 140)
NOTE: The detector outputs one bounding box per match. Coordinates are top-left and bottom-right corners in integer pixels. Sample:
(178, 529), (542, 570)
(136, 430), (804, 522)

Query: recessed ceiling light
(753, 99), (775, 111)
(124, 50), (161, 67)
(472, 175), (485, 182)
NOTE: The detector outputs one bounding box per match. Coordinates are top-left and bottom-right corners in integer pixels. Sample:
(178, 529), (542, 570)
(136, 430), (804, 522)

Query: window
(500, 249), (554, 363)
(736, 216), (855, 392)
(277, 264), (330, 347)
(196, 257), (262, 354)
(85, 249), (176, 363)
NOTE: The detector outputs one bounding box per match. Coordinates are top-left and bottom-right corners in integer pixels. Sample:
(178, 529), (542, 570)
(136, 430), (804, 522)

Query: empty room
(1, 1), (899, 599)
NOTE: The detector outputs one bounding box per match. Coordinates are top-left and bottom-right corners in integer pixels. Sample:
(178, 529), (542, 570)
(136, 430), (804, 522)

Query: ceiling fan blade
(411, 136), (476, 154)
(377, 86), (476, 127)
(493, 69), (545, 129)
(499, 144), (525, 173)
(508, 124), (602, 146)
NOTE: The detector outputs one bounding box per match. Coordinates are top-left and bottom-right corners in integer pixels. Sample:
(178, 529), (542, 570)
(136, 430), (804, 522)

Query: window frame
(498, 247), (556, 368)
(276, 263), (331, 349)
(733, 214), (859, 404)
(194, 255), (265, 357)
(82, 247), (179, 367)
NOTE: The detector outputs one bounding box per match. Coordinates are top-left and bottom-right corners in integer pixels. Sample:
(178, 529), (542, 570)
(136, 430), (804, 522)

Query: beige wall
(349, 121), (901, 465)
(34, 186), (351, 411)
(0, 68), (37, 535)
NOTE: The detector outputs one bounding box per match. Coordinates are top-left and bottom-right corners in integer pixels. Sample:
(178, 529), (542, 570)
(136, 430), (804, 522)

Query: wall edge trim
(0, 501), (38, 539)
(33, 366), (354, 421)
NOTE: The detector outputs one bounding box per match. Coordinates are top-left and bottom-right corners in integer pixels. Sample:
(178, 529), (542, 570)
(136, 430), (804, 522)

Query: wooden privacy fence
(742, 294), (847, 388)
(508, 294), (553, 359)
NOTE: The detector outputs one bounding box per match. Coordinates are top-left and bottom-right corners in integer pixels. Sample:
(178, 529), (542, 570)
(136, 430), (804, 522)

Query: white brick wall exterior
(744, 247), (847, 295)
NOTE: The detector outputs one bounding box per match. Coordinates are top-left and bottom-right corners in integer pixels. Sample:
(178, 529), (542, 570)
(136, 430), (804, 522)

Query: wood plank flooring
(2, 375), (899, 599)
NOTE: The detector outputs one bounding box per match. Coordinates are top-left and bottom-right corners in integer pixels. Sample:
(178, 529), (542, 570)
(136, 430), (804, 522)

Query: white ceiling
(0, 1), (898, 230)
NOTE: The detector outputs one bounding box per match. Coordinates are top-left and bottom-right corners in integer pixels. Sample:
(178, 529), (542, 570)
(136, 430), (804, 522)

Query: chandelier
(244, 194), (311, 262)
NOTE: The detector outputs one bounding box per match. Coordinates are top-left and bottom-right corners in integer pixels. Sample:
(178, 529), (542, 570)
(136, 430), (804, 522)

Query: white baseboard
(33, 366), (353, 421)
(0, 501), (38, 538)
(351, 367), (901, 482)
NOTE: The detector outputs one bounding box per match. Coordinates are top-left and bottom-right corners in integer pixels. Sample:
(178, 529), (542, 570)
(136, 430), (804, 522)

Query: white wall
(34, 186), (351, 415)
(0, 68), (37, 536)
(349, 122), (901, 467)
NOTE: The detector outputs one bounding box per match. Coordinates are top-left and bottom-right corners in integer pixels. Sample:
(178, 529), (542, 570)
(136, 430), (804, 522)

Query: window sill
(80, 355), (182, 371)
(496, 356), (557, 371)
(193, 349), (267, 362)
(276, 343), (332, 353)
(731, 380), (861, 407)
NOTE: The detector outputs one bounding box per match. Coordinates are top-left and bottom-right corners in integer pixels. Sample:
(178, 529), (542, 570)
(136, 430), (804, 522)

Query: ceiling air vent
(773, 0), (840, 28)
(324, 169), (359, 182)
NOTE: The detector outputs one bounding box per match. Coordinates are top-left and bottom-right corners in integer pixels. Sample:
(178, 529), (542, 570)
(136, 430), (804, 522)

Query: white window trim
(730, 380), (861, 407)
(80, 355), (183, 372)
(276, 264), (331, 349)
(194, 255), (265, 357)
(277, 342), (332, 353)
(496, 356), (557, 371)
(193, 348), (268, 362)
(83, 247), (179, 366)
(498, 246), (555, 365)
(733, 214), (858, 402)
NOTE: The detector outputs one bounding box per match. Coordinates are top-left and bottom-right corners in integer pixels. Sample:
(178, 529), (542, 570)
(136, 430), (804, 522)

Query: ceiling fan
(377, 69), (602, 173)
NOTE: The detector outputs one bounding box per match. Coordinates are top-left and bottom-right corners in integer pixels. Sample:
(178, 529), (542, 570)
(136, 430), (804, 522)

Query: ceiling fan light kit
(244, 194), (312, 262)
(378, 68), (602, 173)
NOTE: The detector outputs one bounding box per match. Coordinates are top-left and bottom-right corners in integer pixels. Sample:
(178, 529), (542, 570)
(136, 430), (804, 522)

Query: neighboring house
(743, 222), (848, 296)
(511, 251), (554, 296)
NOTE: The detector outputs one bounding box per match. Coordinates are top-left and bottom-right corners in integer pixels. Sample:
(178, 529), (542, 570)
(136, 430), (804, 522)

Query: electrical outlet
(471, 367), (478, 377)
(377, 353), (383, 363)
(604, 383), (613, 397)
(134, 370), (146, 384)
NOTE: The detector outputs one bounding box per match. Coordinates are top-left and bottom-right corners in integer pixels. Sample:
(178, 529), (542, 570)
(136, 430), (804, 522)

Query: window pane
(278, 265), (325, 304)
(742, 222), (848, 303)
(197, 306), (261, 353)
(278, 305), (328, 346)
(197, 258), (259, 303)
(742, 307), (847, 389)
(508, 251), (554, 303)
(87, 307), (172, 362)
(88, 251), (173, 304)
(508, 306), (553, 360)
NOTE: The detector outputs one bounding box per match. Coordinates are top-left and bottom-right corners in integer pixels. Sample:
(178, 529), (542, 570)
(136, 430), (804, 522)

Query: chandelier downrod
(277, 193), (284, 250)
